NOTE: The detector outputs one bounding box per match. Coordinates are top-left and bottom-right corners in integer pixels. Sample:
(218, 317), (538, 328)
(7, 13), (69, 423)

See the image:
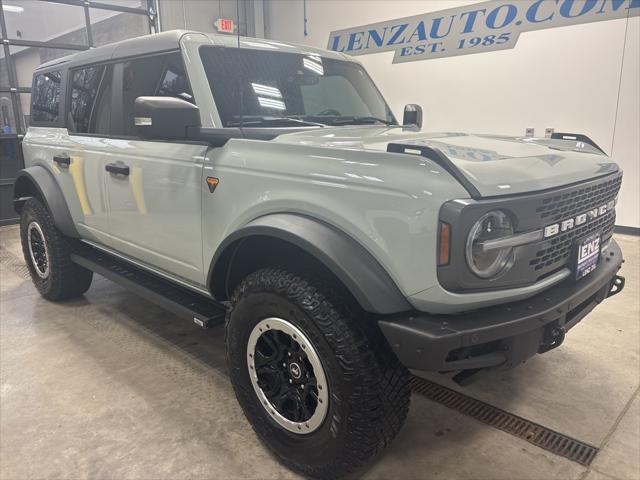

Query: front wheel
(226, 267), (410, 479)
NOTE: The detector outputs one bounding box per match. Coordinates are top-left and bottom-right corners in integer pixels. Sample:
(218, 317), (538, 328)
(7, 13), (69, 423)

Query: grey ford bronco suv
(15, 30), (625, 478)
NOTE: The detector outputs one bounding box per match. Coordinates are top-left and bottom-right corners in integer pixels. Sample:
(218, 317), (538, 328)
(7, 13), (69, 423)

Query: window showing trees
(69, 65), (113, 134)
(31, 71), (62, 123)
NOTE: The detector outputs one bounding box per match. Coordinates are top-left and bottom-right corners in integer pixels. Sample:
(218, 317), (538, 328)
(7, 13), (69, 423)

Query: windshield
(200, 46), (397, 128)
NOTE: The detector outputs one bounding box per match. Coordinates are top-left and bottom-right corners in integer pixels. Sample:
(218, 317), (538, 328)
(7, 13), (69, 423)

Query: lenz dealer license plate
(575, 232), (601, 280)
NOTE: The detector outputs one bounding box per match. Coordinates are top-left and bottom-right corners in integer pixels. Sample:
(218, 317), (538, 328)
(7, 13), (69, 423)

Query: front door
(103, 54), (206, 285)
(103, 138), (206, 285)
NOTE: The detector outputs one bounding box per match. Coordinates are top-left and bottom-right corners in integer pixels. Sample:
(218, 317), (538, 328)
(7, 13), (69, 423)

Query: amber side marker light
(206, 176), (220, 193)
(438, 221), (451, 266)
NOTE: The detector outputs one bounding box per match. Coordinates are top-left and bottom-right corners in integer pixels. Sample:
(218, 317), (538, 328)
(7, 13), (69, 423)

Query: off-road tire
(20, 198), (93, 300)
(226, 267), (410, 479)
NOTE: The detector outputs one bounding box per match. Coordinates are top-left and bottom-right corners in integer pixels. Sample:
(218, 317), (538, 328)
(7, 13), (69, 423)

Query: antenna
(236, 0), (244, 132)
(236, 0), (241, 49)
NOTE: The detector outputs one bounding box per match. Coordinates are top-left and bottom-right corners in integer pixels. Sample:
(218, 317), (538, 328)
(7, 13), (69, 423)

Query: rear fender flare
(13, 166), (78, 238)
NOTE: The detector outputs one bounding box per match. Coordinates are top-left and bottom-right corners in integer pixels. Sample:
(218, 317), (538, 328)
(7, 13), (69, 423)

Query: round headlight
(466, 210), (515, 279)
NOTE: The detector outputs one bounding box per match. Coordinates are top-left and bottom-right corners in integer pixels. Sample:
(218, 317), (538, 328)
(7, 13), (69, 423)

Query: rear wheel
(20, 198), (93, 301)
(226, 267), (410, 479)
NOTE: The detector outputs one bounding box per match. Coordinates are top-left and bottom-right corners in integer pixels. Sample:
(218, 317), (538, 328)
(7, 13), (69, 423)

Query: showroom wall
(158, 0), (264, 37)
(264, 0), (640, 229)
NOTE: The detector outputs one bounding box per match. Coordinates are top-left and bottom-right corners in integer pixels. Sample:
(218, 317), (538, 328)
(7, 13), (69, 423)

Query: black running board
(71, 246), (226, 328)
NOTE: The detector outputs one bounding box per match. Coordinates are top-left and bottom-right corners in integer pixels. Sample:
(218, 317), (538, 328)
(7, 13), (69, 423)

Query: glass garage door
(0, 0), (159, 225)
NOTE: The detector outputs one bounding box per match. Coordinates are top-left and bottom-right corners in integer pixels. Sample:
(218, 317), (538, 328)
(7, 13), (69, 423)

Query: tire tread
(228, 267), (410, 479)
(21, 198), (92, 301)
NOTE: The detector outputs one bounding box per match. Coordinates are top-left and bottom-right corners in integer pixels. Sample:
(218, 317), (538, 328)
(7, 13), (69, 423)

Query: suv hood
(273, 127), (618, 197)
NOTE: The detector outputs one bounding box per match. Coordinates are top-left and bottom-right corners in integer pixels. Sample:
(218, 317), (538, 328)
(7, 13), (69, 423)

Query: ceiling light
(258, 97), (286, 110)
(303, 58), (324, 75)
(252, 83), (282, 98)
(2, 5), (24, 13)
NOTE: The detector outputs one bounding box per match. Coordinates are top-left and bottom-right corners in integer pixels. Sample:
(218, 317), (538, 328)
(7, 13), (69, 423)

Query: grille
(529, 174), (621, 273)
(530, 212), (615, 271)
(535, 174), (622, 223)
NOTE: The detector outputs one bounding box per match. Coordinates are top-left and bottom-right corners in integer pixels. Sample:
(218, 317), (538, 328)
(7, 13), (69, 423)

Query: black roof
(35, 29), (352, 74)
(36, 30), (191, 72)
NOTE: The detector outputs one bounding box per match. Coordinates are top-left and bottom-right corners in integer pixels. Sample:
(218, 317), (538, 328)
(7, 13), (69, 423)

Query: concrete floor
(0, 224), (638, 480)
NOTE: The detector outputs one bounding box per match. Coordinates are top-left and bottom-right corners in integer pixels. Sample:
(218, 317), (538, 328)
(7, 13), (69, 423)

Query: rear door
(102, 52), (206, 285)
(62, 64), (114, 243)
(26, 66), (113, 245)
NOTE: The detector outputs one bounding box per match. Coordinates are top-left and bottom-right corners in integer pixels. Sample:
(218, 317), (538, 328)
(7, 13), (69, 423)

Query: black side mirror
(134, 96), (201, 140)
(403, 104), (423, 129)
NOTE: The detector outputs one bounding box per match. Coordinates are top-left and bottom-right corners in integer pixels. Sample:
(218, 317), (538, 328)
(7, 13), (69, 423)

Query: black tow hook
(538, 326), (566, 354)
(608, 275), (625, 298)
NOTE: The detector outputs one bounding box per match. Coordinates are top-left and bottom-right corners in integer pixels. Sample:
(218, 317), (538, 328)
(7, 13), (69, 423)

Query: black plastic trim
(379, 239), (624, 372)
(387, 142), (482, 199)
(208, 213), (411, 314)
(614, 225), (639, 236)
(551, 132), (606, 155)
(437, 171), (622, 292)
(13, 166), (79, 238)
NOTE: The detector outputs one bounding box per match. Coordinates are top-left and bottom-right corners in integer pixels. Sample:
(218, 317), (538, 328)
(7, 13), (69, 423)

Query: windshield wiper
(227, 117), (326, 128)
(323, 116), (392, 126)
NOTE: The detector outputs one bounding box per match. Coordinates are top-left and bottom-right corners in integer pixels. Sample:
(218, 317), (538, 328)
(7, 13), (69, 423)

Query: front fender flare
(209, 214), (411, 315)
(13, 166), (79, 238)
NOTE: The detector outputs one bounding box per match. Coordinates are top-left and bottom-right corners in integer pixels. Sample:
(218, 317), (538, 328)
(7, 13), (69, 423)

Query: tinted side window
(119, 52), (192, 137)
(69, 65), (113, 134)
(32, 70), (62, 123)
(158, 67), (194, 103)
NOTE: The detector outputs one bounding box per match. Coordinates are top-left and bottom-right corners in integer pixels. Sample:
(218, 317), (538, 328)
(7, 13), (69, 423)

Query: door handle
(105, 163), (130, 176)
(53, 154), (71, 166)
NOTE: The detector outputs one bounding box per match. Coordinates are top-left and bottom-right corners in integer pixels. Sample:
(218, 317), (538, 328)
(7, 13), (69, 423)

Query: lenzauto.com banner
(327, 0), (640, 63)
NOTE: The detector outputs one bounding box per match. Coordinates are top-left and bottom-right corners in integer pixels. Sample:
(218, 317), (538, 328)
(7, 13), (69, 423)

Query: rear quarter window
(31, 70), (62, 123)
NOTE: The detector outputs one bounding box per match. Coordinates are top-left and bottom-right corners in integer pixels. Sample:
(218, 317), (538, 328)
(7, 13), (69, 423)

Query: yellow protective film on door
(130, 166), (148, 215)
(68, 156), (93, 216)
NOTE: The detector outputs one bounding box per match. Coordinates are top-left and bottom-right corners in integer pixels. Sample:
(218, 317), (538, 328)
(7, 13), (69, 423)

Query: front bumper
(378, 239), (625, 374)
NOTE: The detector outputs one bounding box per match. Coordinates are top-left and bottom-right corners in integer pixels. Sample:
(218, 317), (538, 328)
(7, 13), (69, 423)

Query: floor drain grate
(410, 376), (599, 466)
(0, 247), (31, 280)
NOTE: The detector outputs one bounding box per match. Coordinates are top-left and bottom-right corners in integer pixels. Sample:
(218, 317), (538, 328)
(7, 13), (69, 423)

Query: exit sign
(214, 18), (234, 34)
